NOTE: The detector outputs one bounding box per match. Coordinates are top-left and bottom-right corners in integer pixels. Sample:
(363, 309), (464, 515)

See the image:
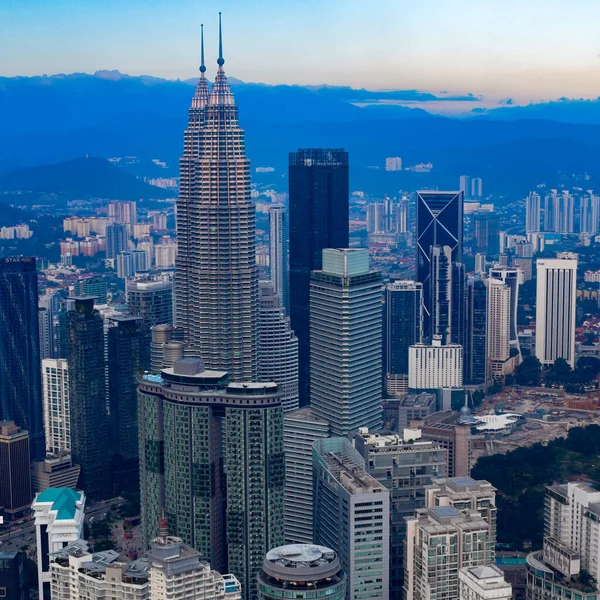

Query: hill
(0, 157), (171, 201)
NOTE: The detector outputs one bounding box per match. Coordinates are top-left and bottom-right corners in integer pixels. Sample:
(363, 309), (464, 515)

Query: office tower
(310, 248), (382, 435)
(313, 437), (390, 600)
(425, 476), (497, 542)
(175, 25), (258, 381)
(471, 177), (483, 199)
(108, 317), (149, 463)
(32, 487), (85, 600)
(526, 483), (600, 600)
(0, 257), (44, 460)
(352, 428), (447, 600)
(0, 421), (31, 518)
(283, 407), (329, 544)
(269, 205), (289, 312)
(127, 279), (173, 328)
(409, 336), (463, 391)
(66, 297), (109, 498)
(451, 261), (466, 348)
(473, 212), (500, 256)
(30, 454), (80, 493)
(117, 250), (136, 279)
(580, 192), (600, 235)
(73, 275), (107, 305)
(0, 551), (29, 600)
(554, 190), (575, 233)
(465, 279), (487, 386)
(138, 359), (285, 600)
(535, 258), (577, 368)
(429, 245), (452, 344)
(39, 293), (57, 359)
(486, 278), (511, 381)
(459, 566), (512, 600)
(460, 175), (472, 199)
(383, 393), (437, 431)
(386, 157), (403, 171)
(384, 281), (422, 398)
(404, 506), (494, 600)
(289, 148), (349, 404)
(106, 222), (129, 259)
(257, 282), (299, 413)
(416, 191), (463, 342)
(526, 192), (542, 233)
(257, 545), (346, 600)
(490, 266), (520, 356)
(42, 359), (70, 454)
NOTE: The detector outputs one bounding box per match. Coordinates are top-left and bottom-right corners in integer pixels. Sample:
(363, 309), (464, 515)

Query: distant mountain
(0, 157), (171, 201)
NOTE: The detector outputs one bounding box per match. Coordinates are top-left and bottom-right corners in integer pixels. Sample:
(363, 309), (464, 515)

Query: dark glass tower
(66, 297), (110, 498)
(106, 223), (129, 260)
(416, 191), (464, 342)
(384, 281), (422, 397)
(0, 257), (44, 460)
(473, 212), (500, 256)
(465, 279), (487, 385)
(289, 149), (349, 405)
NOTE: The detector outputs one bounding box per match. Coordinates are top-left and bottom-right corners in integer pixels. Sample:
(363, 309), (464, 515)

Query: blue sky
(2, 0), (600, 103)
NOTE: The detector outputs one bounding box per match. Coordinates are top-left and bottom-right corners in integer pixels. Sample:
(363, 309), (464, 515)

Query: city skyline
(3, 1), (600, 106)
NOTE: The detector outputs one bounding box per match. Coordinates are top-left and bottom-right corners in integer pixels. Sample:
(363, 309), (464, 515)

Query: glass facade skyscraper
(465, 279), (487, 386)
(0, 256), (44, 460)
(289, 148), (349, 405)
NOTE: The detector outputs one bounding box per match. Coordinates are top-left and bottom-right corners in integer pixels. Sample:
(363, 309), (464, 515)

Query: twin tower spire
(194, 13), (233, 108)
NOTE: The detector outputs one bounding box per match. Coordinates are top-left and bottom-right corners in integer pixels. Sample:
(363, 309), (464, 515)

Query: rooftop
(35, 487), (84, 520)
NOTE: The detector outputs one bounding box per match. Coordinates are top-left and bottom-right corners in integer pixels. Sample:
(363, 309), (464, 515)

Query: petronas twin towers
(175, 16), (258, 381)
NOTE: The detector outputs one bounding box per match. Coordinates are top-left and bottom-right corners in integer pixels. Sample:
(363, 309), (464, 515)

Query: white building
(117, 251), (136, 279)
(42, 359), (70, 453)
(269, 205), (289, 312)
(385, 157), (402, 171)
(580, 192), (600, 235)
(33, 487), (85, 600)
(257, 281), (299, 414)
(526, 192), (542, 233)
(486, 278), (511, 381)
(458, 565), (512, 600)
(535, 258), (577, 368)
(408, 336), (463, 390)
(155, 241), (177, 269)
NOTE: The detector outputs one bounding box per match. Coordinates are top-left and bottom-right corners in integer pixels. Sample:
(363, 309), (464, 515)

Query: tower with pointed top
(175, 15), (258, 380)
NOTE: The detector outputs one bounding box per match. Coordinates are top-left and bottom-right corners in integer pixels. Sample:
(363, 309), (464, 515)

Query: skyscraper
(269, 205), (289, 312)
(554, 191), (575, 234)
(464, 279), (487, 386)
(429, 245), (453, 345)
(0, 421), (32, 518)
(536, 257), (577, 368)
(39, 293), (57, 360)
(490, 266), (521, 358)
(66, 297), (109, 498)
(106, 222), (129, 259)
(416, 191), (463, 342)
(0, 256), (44, 460)
(42, 358), (70, 454)
(175, 20), (258, 381)
(473, 212), (500, 256)
(127, 279), (173, 329)
(384, 281), (422, 398)
(310, 249), (382, 436)
(580, 192), (600, 235)
(486, 278), (512, 382)
(257, 281), (299, 413)
(289, 148), (349, 405)
(138, 359), (285, 600)
(73, 275), (107, 305)
(526, 192), (542, 234)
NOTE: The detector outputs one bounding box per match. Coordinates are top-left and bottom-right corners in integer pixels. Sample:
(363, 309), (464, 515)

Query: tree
(515, 356), (542, 386)
(545, 358), (572, 386)
(93, 539), (116, 552)
(90, 520), (111, 539)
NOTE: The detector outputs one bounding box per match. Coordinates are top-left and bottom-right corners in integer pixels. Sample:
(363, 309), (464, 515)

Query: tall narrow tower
(175, 17), (258, 381)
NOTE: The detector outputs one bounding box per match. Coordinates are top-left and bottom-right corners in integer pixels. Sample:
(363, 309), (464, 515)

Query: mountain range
(2, 71), (600, 196)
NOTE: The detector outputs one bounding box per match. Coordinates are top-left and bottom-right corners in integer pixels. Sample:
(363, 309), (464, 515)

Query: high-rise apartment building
(487, 278), (512, 381)
(175, 27), (258, 381)
(471, 177), (483, 199)
(66, 297), (109, 498)
(580, 192), (600, 235)
(39, 293), (57, 360)
(404, 506), (494, 600)
(384, 281), (422, 398)
(310, 248), (382, 435)
(269, 205), (289, 312)
(386, 157), (403, 171)
(535, 258), (577, 368)
(289, 148), (349, 404)
(257, 281), (299, 413)
(138, 358), (284, 600)
(127, 279), (173, 328)
(42, 359), (70, 454)
(106, 222), (129, 259)
(526, 192), (542, 234)
(0, 421), (31, 518)
(73, 275), (107, 305)
(459, 566), (512, 600)
(465, 279), (487, 386)
(490, 266), (521, 358)
(155, 241), (177, 269)
(554, 191), (575, 234)
(283, 407), (329, 544)
(408, 336), (463, 391)
(416, 191), (463, 342)
(526, 483), (600, 600)
(460, 176), (472, 199)
(313, 437), (390, 600)
(108, 200), (137, 232)
(352, 428), (447, 600)
(117, 250), (136, 279)
(257, 545), (346, 600)
(0, 257), (44, 460)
